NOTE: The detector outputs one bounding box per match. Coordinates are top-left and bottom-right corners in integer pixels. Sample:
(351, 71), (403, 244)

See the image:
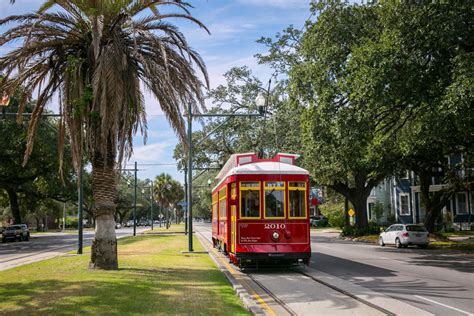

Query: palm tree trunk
(89, 157), (118, 270)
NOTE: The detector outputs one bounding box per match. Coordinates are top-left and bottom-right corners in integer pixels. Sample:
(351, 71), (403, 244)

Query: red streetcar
(211, 153), (311, 267)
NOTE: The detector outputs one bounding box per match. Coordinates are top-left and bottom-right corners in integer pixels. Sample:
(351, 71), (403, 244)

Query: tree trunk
(6, 187), (21, 224)
(350, 192), (369, 229)
(89, 158), (118, 270)
(419, 171), (451, 233)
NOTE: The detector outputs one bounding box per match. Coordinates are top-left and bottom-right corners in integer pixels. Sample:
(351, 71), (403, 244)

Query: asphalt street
(311, 232), (474, 316)
(0, 227), (145, 271)
(195, 223), (473, 316)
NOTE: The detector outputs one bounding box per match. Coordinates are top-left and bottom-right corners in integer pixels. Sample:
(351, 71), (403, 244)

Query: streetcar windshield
(264, 182), (285, 218)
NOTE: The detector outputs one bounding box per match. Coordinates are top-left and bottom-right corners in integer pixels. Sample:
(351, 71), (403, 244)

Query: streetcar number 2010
(264, 224), (286, 229)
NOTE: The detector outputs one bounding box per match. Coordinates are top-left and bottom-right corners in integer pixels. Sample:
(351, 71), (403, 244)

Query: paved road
(311, 233), (474, 316)
(0, 227), (145, 271)
(195, 223), (474, 316)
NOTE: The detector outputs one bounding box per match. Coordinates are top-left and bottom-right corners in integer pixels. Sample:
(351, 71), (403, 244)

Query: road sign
(348, 208), (355, 217)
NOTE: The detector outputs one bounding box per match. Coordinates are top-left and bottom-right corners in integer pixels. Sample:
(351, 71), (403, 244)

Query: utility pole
(77, 165), (83, 254)
(133, 161), (137, 236)
(184, 167), (188, 235)
(185, 87), (268, 252)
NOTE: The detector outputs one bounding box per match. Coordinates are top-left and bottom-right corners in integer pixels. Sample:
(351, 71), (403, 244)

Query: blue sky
(0, 0), (312, 183)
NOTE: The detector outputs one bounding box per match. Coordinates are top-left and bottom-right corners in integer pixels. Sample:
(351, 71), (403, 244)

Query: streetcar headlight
(272, 232), (280, 240)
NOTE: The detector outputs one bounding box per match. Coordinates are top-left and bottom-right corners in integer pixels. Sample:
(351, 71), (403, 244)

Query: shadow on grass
(0, 267), (246, 316)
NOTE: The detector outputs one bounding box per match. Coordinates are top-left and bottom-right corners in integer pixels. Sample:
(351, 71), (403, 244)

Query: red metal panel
(236, 244), (311, 254)
(237, 222), (309, 244)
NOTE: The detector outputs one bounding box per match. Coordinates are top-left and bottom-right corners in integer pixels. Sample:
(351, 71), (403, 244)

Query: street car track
(292, 268), (395, 316)
(197, 225), (389, 316)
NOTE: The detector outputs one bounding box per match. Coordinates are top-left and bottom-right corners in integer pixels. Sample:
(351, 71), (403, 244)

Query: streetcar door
(231, 205), (236, 253)
(230, 183), (237, 253)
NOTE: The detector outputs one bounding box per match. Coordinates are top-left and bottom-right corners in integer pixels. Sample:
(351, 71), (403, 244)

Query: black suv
(2, 224), (30, 242)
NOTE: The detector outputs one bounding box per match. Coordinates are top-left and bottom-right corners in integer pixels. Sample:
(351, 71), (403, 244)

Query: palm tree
(154, 173), (183, 228)
(0, 0), (208, 269)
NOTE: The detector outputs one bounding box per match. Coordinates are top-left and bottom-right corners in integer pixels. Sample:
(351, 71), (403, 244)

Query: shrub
(341, 222), (381, 237)
(319, 202), (345, 228)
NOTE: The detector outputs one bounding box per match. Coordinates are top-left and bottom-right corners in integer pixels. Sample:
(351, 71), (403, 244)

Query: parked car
(115, 223), (122, 229)
(2, 224), (30, 242)
(313, 216), (329, 227)
(379, 224), (429, 248)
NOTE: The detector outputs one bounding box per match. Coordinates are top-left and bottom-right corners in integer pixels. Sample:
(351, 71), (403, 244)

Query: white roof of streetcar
(212, 153), (309, 191)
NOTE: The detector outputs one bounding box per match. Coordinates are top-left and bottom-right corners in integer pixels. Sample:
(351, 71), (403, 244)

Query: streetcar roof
(213, 161), (308, 191)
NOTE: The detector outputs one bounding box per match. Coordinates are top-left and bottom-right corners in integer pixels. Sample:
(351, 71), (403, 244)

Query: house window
(456, 192), (468, 215)
(400, 193), (410, 215)
(368, 203), (374, 220)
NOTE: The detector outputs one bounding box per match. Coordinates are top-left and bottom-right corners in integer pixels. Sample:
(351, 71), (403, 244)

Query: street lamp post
(150, 184), (154, 230)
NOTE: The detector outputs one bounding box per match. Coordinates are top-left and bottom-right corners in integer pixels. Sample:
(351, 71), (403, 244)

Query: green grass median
(0, 234), (249, 315)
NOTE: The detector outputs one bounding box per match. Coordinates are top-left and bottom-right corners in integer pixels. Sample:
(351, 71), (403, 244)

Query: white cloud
(128, 140), (175, 163)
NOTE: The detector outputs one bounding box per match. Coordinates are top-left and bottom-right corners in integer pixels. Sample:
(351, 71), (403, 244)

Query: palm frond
(0, 0), (208, 171)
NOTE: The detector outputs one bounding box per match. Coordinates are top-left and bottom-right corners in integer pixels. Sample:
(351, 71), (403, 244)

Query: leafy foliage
(341, 223), (381, 238)
(319, 202), (345, 229)
(292, 2), (398, 228)
(0, 92), (75, 225)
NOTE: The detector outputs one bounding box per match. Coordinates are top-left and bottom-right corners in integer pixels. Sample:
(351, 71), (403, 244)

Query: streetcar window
(212, 193), (218, 220)
(219, 187), (227, 219)
(240, 182), (260, 219)
(264, 182), (285, 218)
(289, 182), (306, 218)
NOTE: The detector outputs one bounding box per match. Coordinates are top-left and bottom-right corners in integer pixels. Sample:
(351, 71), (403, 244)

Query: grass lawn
(142, 223), (185, 234)
(0, 234), (249, 315)
(347, 234), (474, 253)
(429, 238), (474, 253)
(353, 235), (379, 243)
(439, 231), (474, 238)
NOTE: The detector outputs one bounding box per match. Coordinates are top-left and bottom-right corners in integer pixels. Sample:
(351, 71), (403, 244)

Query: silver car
(379, 224), (429, 249)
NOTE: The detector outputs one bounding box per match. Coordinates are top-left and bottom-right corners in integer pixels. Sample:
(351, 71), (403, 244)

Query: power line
(125, 163), (177, 166)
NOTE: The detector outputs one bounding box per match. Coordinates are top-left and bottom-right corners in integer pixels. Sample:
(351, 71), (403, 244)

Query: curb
(195, 232), (266, 316)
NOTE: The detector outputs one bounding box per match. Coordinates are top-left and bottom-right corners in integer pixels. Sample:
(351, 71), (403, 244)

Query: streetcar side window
(289, 182), (307, 218)
(219, 186), (227, 219)
(240, 182), (260, 219)
(212, 193), (218, 220)
(264, 181), (285, 218)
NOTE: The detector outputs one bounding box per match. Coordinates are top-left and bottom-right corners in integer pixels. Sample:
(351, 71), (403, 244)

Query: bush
(341, 223), (381, 237)
(63, 217), (78, 229)
(319, 202), (345, 228)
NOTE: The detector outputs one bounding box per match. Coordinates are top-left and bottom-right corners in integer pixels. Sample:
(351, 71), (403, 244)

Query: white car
(379, 224), (429, 249)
